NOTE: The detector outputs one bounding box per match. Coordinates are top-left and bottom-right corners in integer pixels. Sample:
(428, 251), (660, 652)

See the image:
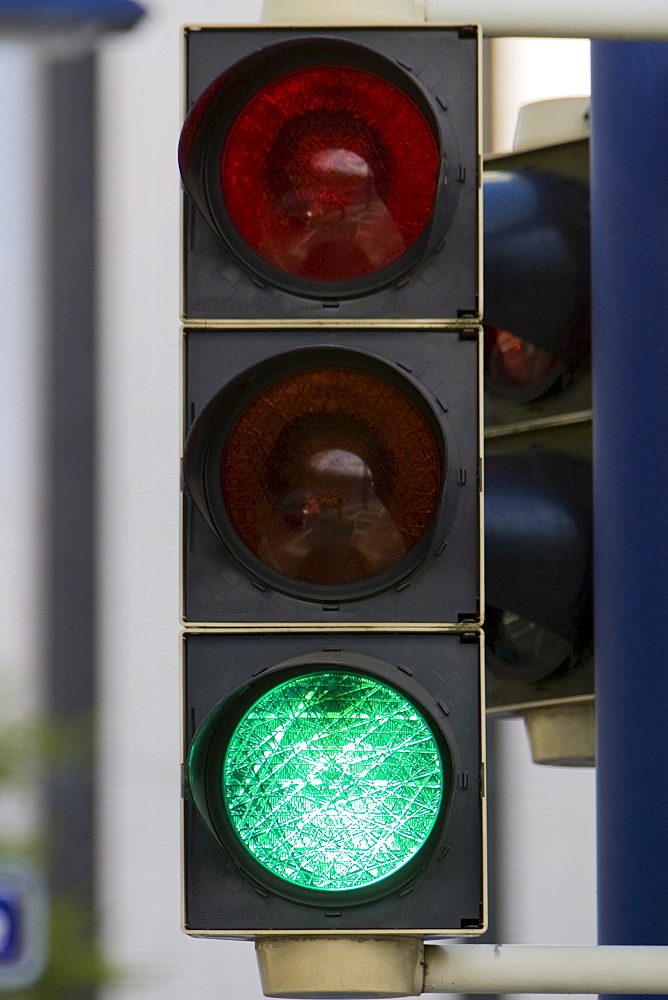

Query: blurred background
(0, 5), (593, 999)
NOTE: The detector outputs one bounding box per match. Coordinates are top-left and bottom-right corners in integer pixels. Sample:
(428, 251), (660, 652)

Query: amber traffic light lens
(221, 366), (443, 586)
(221, 65), (440, 282)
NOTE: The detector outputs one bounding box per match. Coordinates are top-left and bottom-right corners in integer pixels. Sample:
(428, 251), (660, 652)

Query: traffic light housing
(179, 25), (479, 324)
(179, 22), (485, 938)
(182, 328), (481, 628)
(481, 126), (594, 742)
(183, 631), (484, 936)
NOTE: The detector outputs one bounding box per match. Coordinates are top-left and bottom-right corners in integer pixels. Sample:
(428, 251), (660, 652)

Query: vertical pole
(44, 52), (97, 1000)
(590, 38), (668, 994)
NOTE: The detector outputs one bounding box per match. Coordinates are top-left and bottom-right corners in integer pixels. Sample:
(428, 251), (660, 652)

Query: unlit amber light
(221, 366), (443, 586)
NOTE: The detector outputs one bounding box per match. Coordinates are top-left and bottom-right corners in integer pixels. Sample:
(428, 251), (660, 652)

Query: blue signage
(0, 885), (22, 964)
(0, 0), (145, 30)
(0, 859), (48, 991)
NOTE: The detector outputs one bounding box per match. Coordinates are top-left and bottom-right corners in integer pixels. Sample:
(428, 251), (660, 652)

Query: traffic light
(183, 631), (484, 936)
(481, 118), (594, 761)
(179, 24), (485, 938)
(182, 329), (480, 628)
(179, 26), (479, 324)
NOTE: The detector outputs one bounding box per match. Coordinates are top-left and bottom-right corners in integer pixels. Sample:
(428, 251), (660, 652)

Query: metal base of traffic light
(523, 699), (595, 766)
(255, 936), (424, 998)
(257, 938), (668, 997)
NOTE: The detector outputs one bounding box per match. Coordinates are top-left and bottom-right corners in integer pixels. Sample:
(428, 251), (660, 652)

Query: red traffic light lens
(221, 65), (440, 282)
(484, 326), (560, 395)
(221, 365), (443, 587)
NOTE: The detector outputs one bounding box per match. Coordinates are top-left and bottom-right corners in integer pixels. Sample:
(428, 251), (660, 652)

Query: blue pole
(591, 39), (668, 992)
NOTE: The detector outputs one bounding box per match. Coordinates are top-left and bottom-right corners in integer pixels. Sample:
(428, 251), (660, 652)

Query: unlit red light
(485, 326), (560, 389)
(221, 65), (440, 281)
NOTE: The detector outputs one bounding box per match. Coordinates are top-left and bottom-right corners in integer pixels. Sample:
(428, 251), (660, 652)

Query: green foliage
(4, 897), (120, 1000)
(0, 714), (91, 788)
(0, 693), (120, 999)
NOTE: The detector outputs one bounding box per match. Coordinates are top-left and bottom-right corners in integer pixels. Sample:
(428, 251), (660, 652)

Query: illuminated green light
(222, 670), (444, 892)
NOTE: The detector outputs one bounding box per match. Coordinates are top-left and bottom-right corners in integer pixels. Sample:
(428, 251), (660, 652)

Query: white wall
(0, 43), (45, 845)
(490, 38), (591, 151)
(494, 719), (596, 1000)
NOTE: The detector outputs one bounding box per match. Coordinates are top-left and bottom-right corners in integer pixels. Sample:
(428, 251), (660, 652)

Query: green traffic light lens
(221, 670), (444, 893)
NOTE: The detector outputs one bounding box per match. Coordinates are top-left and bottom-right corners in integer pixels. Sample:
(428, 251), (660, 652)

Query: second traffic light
(481, 121), (594, 737)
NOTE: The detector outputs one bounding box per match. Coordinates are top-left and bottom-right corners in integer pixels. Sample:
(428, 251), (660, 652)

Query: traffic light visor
(482, 169), (590, 391)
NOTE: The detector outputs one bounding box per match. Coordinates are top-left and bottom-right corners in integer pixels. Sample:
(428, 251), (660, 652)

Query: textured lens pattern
(221, 65), (440, 281)
(221, 365), (443, 586)
(223, 671), (444, 891)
